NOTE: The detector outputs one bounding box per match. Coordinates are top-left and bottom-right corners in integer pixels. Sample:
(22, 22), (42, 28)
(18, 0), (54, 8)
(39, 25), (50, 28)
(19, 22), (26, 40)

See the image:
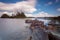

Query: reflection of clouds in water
(32, 18), (51, 25)
(0, 19), (30, 40)
(38, 19), (51, 25)
(0, 37), (2, 40)
(0, 18), (50, 40)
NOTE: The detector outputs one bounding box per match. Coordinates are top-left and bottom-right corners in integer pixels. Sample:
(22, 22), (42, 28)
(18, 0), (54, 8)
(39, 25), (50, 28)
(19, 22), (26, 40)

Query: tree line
(1, 12), (26, 18)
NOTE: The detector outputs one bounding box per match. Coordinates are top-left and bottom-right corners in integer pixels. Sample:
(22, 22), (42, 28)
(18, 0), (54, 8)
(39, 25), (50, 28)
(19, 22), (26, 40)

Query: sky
(0, 0), (60, 17)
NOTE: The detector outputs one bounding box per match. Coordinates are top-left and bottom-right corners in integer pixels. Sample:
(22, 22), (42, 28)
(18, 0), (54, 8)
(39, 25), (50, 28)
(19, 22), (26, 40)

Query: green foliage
(1, 12), (26, 18)
(1, 14), (10, 18)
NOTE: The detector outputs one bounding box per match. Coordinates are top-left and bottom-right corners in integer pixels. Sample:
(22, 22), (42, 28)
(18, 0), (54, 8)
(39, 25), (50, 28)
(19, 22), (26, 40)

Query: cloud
(35, 11), (54, 17)
(25, 11), (55, 17)
(57, 8), (60, 11)
(25, 14), (34, 17)
(45, 2), (53, 6)
(25, 0), (36, 6)
(0, 12), (2, 17)
(55, 0), (59, 3)
(0, 0), (37, 14)
(48, 2), (52, 5)
(3, 12), (13, 16)
(0, 11), (13, 17)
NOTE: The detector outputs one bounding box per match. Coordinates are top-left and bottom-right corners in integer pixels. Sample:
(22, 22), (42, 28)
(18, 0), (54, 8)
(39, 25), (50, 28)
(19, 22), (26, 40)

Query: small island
(1, 12), (26, 18)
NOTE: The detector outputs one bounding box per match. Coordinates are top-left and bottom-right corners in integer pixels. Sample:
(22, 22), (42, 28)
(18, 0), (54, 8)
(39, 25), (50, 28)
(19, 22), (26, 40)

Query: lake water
(0, 18), (59, 40)
(0, 18), (31, 40)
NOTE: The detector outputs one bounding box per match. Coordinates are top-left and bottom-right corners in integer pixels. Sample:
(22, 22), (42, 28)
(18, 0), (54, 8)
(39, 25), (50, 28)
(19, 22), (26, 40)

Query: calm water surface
(0, 18), (59, 40)
(0, 18), (31, 40)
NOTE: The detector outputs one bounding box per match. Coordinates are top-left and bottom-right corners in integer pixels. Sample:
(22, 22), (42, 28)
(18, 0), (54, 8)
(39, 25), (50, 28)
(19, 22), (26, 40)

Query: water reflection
(0, 18), (60, 40)
(0, 18), (29, 40)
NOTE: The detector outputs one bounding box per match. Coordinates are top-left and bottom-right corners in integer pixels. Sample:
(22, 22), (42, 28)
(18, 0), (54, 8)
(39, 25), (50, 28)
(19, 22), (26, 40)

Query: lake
(0, 18), (31, 40)
(0, 18), (59, 40)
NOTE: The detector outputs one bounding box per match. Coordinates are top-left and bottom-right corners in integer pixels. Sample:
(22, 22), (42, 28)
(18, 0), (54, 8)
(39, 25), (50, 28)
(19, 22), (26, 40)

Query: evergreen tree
(1, 14), (9, 18)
